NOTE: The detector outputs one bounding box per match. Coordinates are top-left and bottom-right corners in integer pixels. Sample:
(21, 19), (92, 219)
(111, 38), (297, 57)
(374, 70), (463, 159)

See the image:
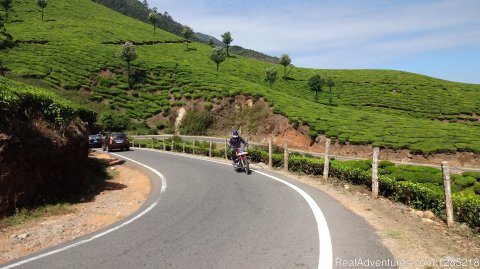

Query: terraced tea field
(2, 0), (480, 154)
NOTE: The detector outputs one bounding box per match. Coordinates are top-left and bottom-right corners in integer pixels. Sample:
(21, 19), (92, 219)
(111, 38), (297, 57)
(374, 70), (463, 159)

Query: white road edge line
(0, 153), (167, 269)
(135, 147), (333, 269)
(254, 170), (333, 269)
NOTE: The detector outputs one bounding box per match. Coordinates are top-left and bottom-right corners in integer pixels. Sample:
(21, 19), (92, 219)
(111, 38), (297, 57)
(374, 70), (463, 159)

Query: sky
(149, 0), (480, 84)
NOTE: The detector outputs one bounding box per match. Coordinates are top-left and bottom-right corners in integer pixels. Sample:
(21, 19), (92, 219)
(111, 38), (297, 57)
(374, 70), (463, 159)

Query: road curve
(1, 149), (396, 269)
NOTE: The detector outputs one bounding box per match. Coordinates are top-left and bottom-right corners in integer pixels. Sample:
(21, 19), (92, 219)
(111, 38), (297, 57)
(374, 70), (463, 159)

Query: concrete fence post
(171, 139), (174, 152)
(151, 138), (154, 149)
(193, 140), (196, 155)
(268, 137), (273, 168)
(372, 147), (380, 198)
(209, 142), (213, 157)
(183, 142), (185, 154)
(224, 139), (228, 159)
(163, 139), (165, 151)
(284, 141), (289, 171)
(323, 138), (331, 180)
(441, 161), (454, 227)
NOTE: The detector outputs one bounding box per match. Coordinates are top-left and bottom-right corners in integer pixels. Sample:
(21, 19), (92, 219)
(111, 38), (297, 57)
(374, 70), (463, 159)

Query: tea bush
(473, 183), (480, 195)
(462, 172), (480, 181)
(454, 176), (477, 188)
(288, 154), (324, 175)
(453, 194), (480, 231)
(0, 77), (95, 125)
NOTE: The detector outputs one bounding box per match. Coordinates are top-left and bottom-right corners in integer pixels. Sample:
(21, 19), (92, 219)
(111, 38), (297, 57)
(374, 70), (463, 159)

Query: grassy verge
(0, 204), (73, 229)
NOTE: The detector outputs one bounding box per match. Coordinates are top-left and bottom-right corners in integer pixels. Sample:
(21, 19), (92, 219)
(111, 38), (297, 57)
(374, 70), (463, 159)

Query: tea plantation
(0, 77), (95, 124)
(2, 0), (480, 155)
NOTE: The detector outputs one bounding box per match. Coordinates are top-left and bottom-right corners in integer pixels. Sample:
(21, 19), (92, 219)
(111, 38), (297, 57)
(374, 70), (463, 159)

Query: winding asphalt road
(1, 148), (396, 269)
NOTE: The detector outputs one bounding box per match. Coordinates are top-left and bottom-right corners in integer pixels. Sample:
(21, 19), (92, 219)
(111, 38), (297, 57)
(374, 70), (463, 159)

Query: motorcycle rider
(229, 129), (248, 164)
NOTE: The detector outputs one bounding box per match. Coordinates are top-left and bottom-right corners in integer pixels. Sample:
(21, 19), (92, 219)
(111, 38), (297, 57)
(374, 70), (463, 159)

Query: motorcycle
(233, 147), (250, 174)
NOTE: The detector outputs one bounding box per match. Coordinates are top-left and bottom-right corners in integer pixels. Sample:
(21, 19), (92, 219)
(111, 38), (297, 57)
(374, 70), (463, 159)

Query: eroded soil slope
(151, 96), (480, 167)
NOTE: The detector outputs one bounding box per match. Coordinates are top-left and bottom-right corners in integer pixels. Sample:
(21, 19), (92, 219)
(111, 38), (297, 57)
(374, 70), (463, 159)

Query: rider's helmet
(232, 129), (239, 138)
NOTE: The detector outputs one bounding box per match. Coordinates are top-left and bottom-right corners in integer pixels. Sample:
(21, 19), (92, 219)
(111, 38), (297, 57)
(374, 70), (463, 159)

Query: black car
(102, 133), (130, 152)
(88, 134), (103, 148)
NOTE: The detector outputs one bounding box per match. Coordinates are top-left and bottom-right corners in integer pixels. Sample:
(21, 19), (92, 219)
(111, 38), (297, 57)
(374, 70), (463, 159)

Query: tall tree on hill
(119, 41), (138, 90)
(307, 74), (324, 102)
(37, 0), (47, 22)
(208, 37), (213, 47)
(0, 0), (13, 22)
(210, 47), (226, 71)
(148, 12), (158, 34)
(325, 77), (335, 105)
(142, 0), (148, 7)
(221, 31), (233, 56)
(278, 54), (291, 79)
(181, 26), (193, 49)
(264, 67), (278, 88)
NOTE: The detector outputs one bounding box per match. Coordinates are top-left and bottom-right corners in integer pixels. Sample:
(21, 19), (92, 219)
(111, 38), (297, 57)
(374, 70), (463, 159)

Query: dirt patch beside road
(0, 151), (151, 264)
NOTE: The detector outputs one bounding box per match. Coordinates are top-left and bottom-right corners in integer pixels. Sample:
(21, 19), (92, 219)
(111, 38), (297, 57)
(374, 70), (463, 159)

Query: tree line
(94, 0), (185, 37)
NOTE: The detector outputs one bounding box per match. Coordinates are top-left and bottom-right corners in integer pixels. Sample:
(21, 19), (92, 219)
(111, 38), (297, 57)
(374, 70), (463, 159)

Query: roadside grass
(2, 0), (480, 154)
(0, 203), (74, 229)
(384, 230), (403, 239)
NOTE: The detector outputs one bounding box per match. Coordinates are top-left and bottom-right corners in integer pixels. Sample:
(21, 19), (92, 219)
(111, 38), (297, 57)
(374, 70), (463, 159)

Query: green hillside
(2, 0), (480, 154)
